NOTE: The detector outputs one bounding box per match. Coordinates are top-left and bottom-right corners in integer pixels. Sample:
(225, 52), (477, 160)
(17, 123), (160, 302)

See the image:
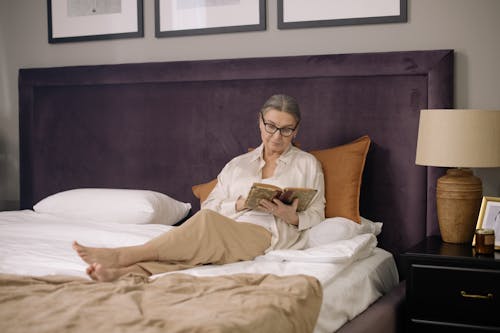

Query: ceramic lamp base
(436, 168), (482, 244)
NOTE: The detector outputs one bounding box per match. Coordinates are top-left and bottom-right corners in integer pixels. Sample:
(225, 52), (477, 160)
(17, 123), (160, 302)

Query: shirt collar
(250, 143), (297, 165)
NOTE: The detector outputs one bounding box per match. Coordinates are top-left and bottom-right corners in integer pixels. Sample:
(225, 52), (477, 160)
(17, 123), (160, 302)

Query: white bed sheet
(0, 210), (172, 277)
(0, 210), (398, 333)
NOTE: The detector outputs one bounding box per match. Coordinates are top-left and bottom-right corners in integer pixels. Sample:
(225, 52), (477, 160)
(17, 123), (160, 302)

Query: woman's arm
(201, 161), (242, 216)
(295, 167), (325, 231)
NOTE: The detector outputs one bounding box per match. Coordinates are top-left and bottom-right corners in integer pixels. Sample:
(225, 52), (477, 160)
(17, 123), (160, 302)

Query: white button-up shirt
(202, 144), (325, 251)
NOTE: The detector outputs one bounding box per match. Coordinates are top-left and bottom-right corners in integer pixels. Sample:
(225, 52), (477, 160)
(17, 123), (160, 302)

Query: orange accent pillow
(192, 178), (218, 204)
(310, 136), (370, 223)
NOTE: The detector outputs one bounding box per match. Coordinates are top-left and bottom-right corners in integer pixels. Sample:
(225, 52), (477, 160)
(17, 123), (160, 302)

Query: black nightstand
(401, 236), (500, 332)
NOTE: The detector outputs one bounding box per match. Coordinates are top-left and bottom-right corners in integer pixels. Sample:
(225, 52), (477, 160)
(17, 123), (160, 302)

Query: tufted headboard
(19, 50), (453, 256)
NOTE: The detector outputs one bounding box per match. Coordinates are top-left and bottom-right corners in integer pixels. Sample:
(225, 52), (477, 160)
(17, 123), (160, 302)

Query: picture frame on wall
(155, 0), (266, 38)
(47, 0), (144, 43)
(278, 0), (407, 29)
(474, 196), (500, 250)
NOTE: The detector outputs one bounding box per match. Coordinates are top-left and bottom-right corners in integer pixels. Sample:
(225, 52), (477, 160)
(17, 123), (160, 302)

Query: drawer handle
(460, 290), (493, 300)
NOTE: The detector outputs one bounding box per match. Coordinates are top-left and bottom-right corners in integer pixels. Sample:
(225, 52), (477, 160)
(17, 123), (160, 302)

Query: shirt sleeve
(296, 158), (325, 231)
(201, 161), (238, 217)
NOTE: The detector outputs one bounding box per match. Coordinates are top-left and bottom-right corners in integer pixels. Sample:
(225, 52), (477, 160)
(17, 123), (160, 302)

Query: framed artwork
(155, 0), (266, 38)
(47, 0), (144, 43)
(278, 0), (407, 29)
(475, 196), (500, 250)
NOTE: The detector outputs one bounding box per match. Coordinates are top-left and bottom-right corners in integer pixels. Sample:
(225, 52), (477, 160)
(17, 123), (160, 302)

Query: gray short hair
(261, 94), (301, 124)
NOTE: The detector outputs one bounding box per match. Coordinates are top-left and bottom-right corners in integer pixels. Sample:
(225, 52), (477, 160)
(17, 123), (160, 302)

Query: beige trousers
(137, 209), (272, 275)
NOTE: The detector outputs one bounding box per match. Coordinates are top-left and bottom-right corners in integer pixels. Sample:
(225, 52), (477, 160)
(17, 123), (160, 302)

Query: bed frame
(18, 49), (453, 332)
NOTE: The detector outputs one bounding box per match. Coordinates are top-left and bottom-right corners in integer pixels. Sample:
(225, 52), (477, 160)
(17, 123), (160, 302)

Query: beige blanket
(0, 272), (322, 333)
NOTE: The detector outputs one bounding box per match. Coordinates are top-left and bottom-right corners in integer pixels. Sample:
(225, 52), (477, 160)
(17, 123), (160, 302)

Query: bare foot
(73, 241), (120, 267)
(88, 263), (150, 282)
(91, 264), (122, 282)
(86, 263), (98, 280)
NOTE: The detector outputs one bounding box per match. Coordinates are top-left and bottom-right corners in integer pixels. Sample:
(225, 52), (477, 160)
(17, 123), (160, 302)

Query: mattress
(0, 210), (398, 333)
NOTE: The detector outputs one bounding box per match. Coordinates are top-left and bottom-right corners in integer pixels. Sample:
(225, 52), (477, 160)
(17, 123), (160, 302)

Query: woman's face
(259, 109), (299, 155)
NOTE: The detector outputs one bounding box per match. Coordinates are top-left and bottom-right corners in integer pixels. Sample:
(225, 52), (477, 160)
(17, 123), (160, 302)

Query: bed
(1, 49), (453, 332)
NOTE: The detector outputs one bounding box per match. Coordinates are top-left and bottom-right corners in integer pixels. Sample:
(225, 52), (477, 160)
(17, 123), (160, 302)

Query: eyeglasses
(260, 112), (298, 137)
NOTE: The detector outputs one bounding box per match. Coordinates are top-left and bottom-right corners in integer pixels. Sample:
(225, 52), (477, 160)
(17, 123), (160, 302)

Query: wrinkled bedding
(0, 210), (398, 333)
(0, 272), (322, 333)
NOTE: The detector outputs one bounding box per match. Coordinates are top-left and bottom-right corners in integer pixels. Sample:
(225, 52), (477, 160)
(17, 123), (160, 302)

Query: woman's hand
(235, 196), (247, 212)
(258, 198), (299, 226)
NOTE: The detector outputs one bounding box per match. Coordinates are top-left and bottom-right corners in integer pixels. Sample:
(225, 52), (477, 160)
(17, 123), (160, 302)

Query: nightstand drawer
(410, 264), (500, 328)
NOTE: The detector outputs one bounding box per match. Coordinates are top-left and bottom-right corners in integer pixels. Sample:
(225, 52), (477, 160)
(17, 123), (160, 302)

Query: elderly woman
(73, 94), (325, 281)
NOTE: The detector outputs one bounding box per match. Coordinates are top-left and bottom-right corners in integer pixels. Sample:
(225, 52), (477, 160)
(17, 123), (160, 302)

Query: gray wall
(1, 0), (499, 210)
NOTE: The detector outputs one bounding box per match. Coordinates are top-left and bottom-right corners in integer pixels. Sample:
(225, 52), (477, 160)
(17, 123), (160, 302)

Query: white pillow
(33, 188), (191, 225)
(307, 216), (382, 248)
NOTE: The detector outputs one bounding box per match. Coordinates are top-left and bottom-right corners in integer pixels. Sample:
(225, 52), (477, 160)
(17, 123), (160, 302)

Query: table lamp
(415, 109), (500, 244)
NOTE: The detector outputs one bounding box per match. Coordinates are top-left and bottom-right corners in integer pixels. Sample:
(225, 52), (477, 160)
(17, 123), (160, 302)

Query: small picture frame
(474, 196), (500, 249)
(47, 0), (144, 43)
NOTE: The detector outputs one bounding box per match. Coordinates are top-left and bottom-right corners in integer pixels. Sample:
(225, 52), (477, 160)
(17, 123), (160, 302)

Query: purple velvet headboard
(19, 50), (453, 256)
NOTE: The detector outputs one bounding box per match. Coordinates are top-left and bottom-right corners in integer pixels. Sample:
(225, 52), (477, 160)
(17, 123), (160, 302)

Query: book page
(281, 188), (318, 212)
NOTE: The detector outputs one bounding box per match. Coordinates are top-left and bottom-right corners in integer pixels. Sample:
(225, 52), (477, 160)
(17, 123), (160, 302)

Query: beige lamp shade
(416, 109), (500, 168)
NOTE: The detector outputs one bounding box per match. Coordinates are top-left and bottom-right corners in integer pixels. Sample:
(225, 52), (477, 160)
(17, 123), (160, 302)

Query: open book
(244, 183), (318, 212)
